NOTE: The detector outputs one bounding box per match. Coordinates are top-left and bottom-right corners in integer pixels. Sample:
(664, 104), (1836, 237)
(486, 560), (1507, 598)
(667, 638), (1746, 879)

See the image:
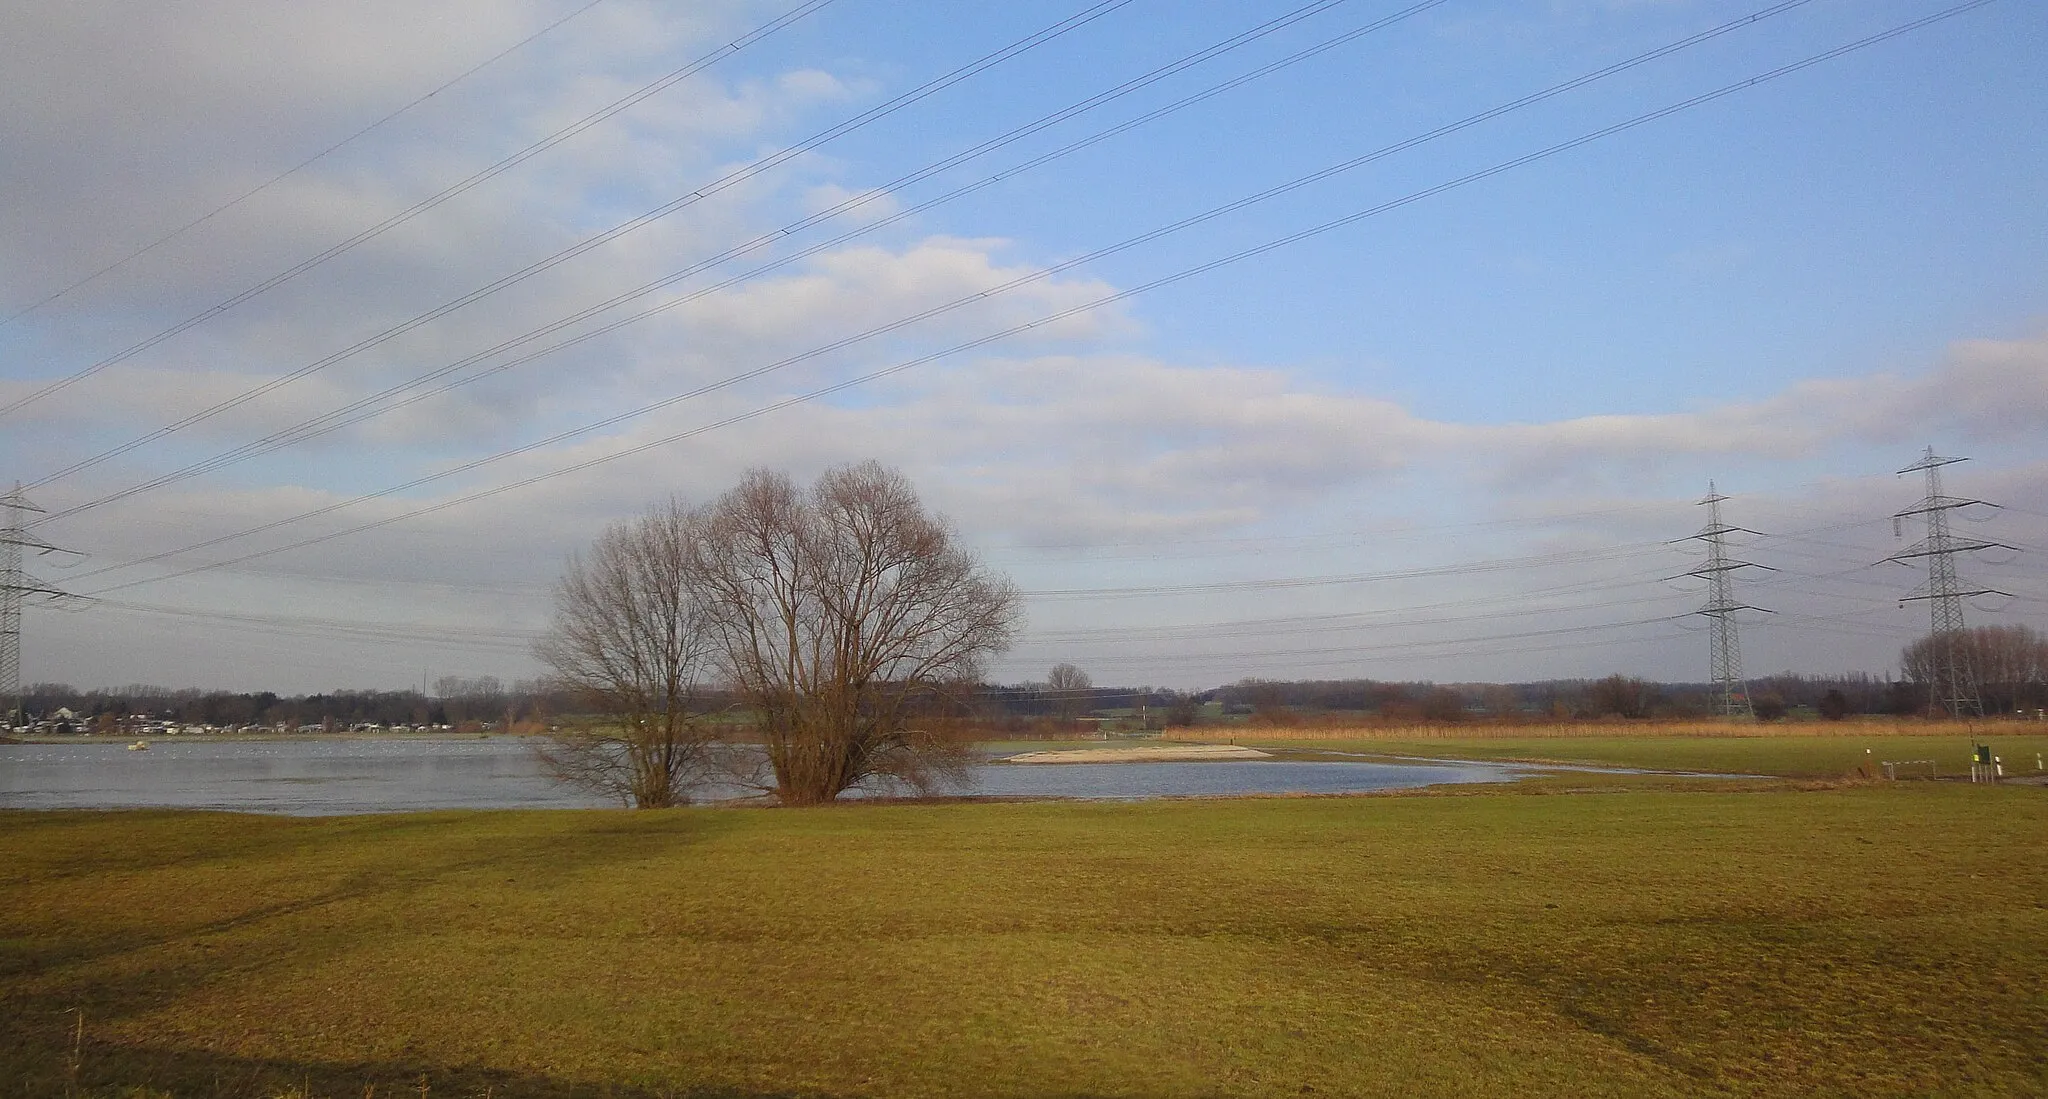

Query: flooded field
(0, 737), (1533, 813)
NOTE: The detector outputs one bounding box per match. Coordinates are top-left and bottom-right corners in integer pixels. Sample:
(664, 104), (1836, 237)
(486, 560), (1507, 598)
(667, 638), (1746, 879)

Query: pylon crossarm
(1886, 540), (2008, 562)
(1894, 497), (1997, 518)
(1899, 588), (2006, 603)
(1671, 524), (1764, 545)
(1897, 452), (1968, 475)
(1683, 561), (1775, 579)
(0, 532), (81, 555)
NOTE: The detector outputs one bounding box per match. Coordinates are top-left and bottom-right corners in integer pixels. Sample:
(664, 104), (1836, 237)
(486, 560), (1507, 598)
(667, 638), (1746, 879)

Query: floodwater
(0, 737), (1535, 815)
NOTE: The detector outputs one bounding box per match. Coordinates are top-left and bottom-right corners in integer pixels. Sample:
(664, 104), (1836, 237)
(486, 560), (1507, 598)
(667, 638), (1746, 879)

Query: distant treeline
(1206, 673), (1931, 722)
(23, 629), (2047, 730)
(19, 676), (575, 730)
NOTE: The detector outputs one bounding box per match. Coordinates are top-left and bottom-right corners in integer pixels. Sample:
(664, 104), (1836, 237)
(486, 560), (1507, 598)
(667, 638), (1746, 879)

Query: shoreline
(999, 743), (1273, 764)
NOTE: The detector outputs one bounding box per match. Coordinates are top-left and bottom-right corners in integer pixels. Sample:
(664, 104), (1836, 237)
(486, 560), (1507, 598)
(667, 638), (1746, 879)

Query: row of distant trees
(19, 677), (568, 730)
(1897, 625), (2048, 714)
(27, 623), (2041, 737)
(29, 622), (2039, 738)
(1191, 628), (2044, 720)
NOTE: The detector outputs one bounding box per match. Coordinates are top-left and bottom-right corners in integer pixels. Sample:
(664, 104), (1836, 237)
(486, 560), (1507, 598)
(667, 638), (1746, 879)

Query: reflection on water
(0, 737), (1528, 815)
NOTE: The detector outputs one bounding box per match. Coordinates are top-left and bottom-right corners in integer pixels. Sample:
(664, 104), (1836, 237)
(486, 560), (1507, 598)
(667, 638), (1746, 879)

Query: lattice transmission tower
(1886, 448), (2005, 718)
(2, 484), (78, 730)
(1685, 484), (1771, 719)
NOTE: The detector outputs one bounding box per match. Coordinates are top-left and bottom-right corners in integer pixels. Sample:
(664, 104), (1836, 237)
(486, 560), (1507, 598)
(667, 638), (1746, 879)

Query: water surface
(0, 737), (1531, 814)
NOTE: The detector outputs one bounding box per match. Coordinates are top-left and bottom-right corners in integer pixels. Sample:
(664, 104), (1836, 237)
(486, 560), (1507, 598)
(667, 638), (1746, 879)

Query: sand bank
(998, 743), (1273, 764)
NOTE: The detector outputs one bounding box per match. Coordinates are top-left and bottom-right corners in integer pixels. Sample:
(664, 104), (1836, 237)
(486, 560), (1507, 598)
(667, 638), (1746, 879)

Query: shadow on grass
(2, 810), (757, 1098)
(4, 1033), (804, 1099)
(5, 1023), (1162, 1099)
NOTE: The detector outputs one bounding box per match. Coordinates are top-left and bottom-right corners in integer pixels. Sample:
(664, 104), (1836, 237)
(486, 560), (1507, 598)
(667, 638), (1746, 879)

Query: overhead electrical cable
(1020, 543), (1662, 599)
(12, 0), (1138, 462)
(81, 547), (1671, 658)
(1058, 618), (1678, 671)
(68, 0), (1999, 598)
(45, 0), (1841, 557)
(1012, 615), (1678, 667)
(0, 0), (613, 330)
(1018, 570), (1677, 640)
(94, 600), (540, 654)
(2, 0), (1068, 424)
(33, 0), (1434, 512)
(989, 499), (1680, 558)
(35, 0), (1814, 520)
(98, 597), (543, 641)
(1015, 589), (1681, 647)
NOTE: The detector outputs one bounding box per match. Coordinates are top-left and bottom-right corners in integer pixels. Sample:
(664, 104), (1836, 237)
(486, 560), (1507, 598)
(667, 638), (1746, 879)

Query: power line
(1064, 615), (1676, 664)
(1016, 588), (1679, 648)
(1023, 543), (1664, 599)
(0, 0), (845, 422)
(8, 0), (1130, 454)
(992, 499), (1683, 560)
(1043, 617), (1677, 672)
(92, 598), (542, 654)
(1024, 568), (1674, 634)
(0, 0), (613, 329)
(32, 0), (1448, 518)
(45, 0), (1902, 583)
(68, 0), (2000, 599)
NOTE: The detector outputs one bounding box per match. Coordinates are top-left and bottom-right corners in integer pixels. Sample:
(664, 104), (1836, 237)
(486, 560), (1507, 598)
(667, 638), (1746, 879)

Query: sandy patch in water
(998, 744), (1273, 764)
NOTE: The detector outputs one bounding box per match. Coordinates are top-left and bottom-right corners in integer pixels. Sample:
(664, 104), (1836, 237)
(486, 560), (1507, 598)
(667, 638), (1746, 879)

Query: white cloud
(22, 326), (2048, 692)
(5, 0), (2043, 691)
(1453, 333), (2048, 489)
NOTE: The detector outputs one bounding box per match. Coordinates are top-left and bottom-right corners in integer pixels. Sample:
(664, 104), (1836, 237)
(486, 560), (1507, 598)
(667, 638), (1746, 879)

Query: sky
(2, 0), (2044, 695)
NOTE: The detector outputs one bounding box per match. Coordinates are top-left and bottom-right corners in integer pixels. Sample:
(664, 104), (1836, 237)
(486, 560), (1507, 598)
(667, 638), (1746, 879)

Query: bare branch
(535, 498), (719, 808)
(696, 461), (1019, 805)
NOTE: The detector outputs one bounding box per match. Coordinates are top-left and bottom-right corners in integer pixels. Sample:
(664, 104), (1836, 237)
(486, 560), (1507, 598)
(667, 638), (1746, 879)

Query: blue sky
(1, 0), (2043, 692)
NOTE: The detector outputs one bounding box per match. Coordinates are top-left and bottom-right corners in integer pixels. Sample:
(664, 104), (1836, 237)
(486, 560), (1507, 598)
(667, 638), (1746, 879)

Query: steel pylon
(1685, 483), (1771, 720)
(1887, 448), (2005, 718)
(1, 484), (80, 729)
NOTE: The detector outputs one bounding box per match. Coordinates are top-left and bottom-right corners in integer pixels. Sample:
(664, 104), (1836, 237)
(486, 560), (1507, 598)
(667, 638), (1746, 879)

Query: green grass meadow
(1222, 729), (2048, 782)
(4, 778), (2046, 1097)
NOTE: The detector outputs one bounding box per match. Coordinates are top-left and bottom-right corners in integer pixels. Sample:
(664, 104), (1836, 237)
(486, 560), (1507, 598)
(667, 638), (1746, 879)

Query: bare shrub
(535, 499), (718, 808)
(694, 462), (1020, 805)
(692, 462), (1019, 806)
(1046, 662), (1093, 721)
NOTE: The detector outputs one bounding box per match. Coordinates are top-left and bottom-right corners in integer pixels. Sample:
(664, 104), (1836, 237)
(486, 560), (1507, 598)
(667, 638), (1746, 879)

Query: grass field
(4, 779), (2046, 1097)
(1174, 721), (2048, 781)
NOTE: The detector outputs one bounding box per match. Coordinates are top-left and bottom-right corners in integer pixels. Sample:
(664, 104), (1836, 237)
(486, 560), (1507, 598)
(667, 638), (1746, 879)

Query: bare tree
(1583, 674), (1655, 719)
(1901, 625), (2047, 715)
(1046, 662), (1092, 721)
(694, 462), (1020, 805)
(434, 675), (504, 728)
(535, 498), (718, 808)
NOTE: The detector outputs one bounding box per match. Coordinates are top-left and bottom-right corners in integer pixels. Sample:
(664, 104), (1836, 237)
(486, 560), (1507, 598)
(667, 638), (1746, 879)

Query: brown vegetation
(1169, 717), (2018, 741)
(535, 498), (717, 808)
(1900, 623), (2048, 713)
(690, 461), (1020, 805)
